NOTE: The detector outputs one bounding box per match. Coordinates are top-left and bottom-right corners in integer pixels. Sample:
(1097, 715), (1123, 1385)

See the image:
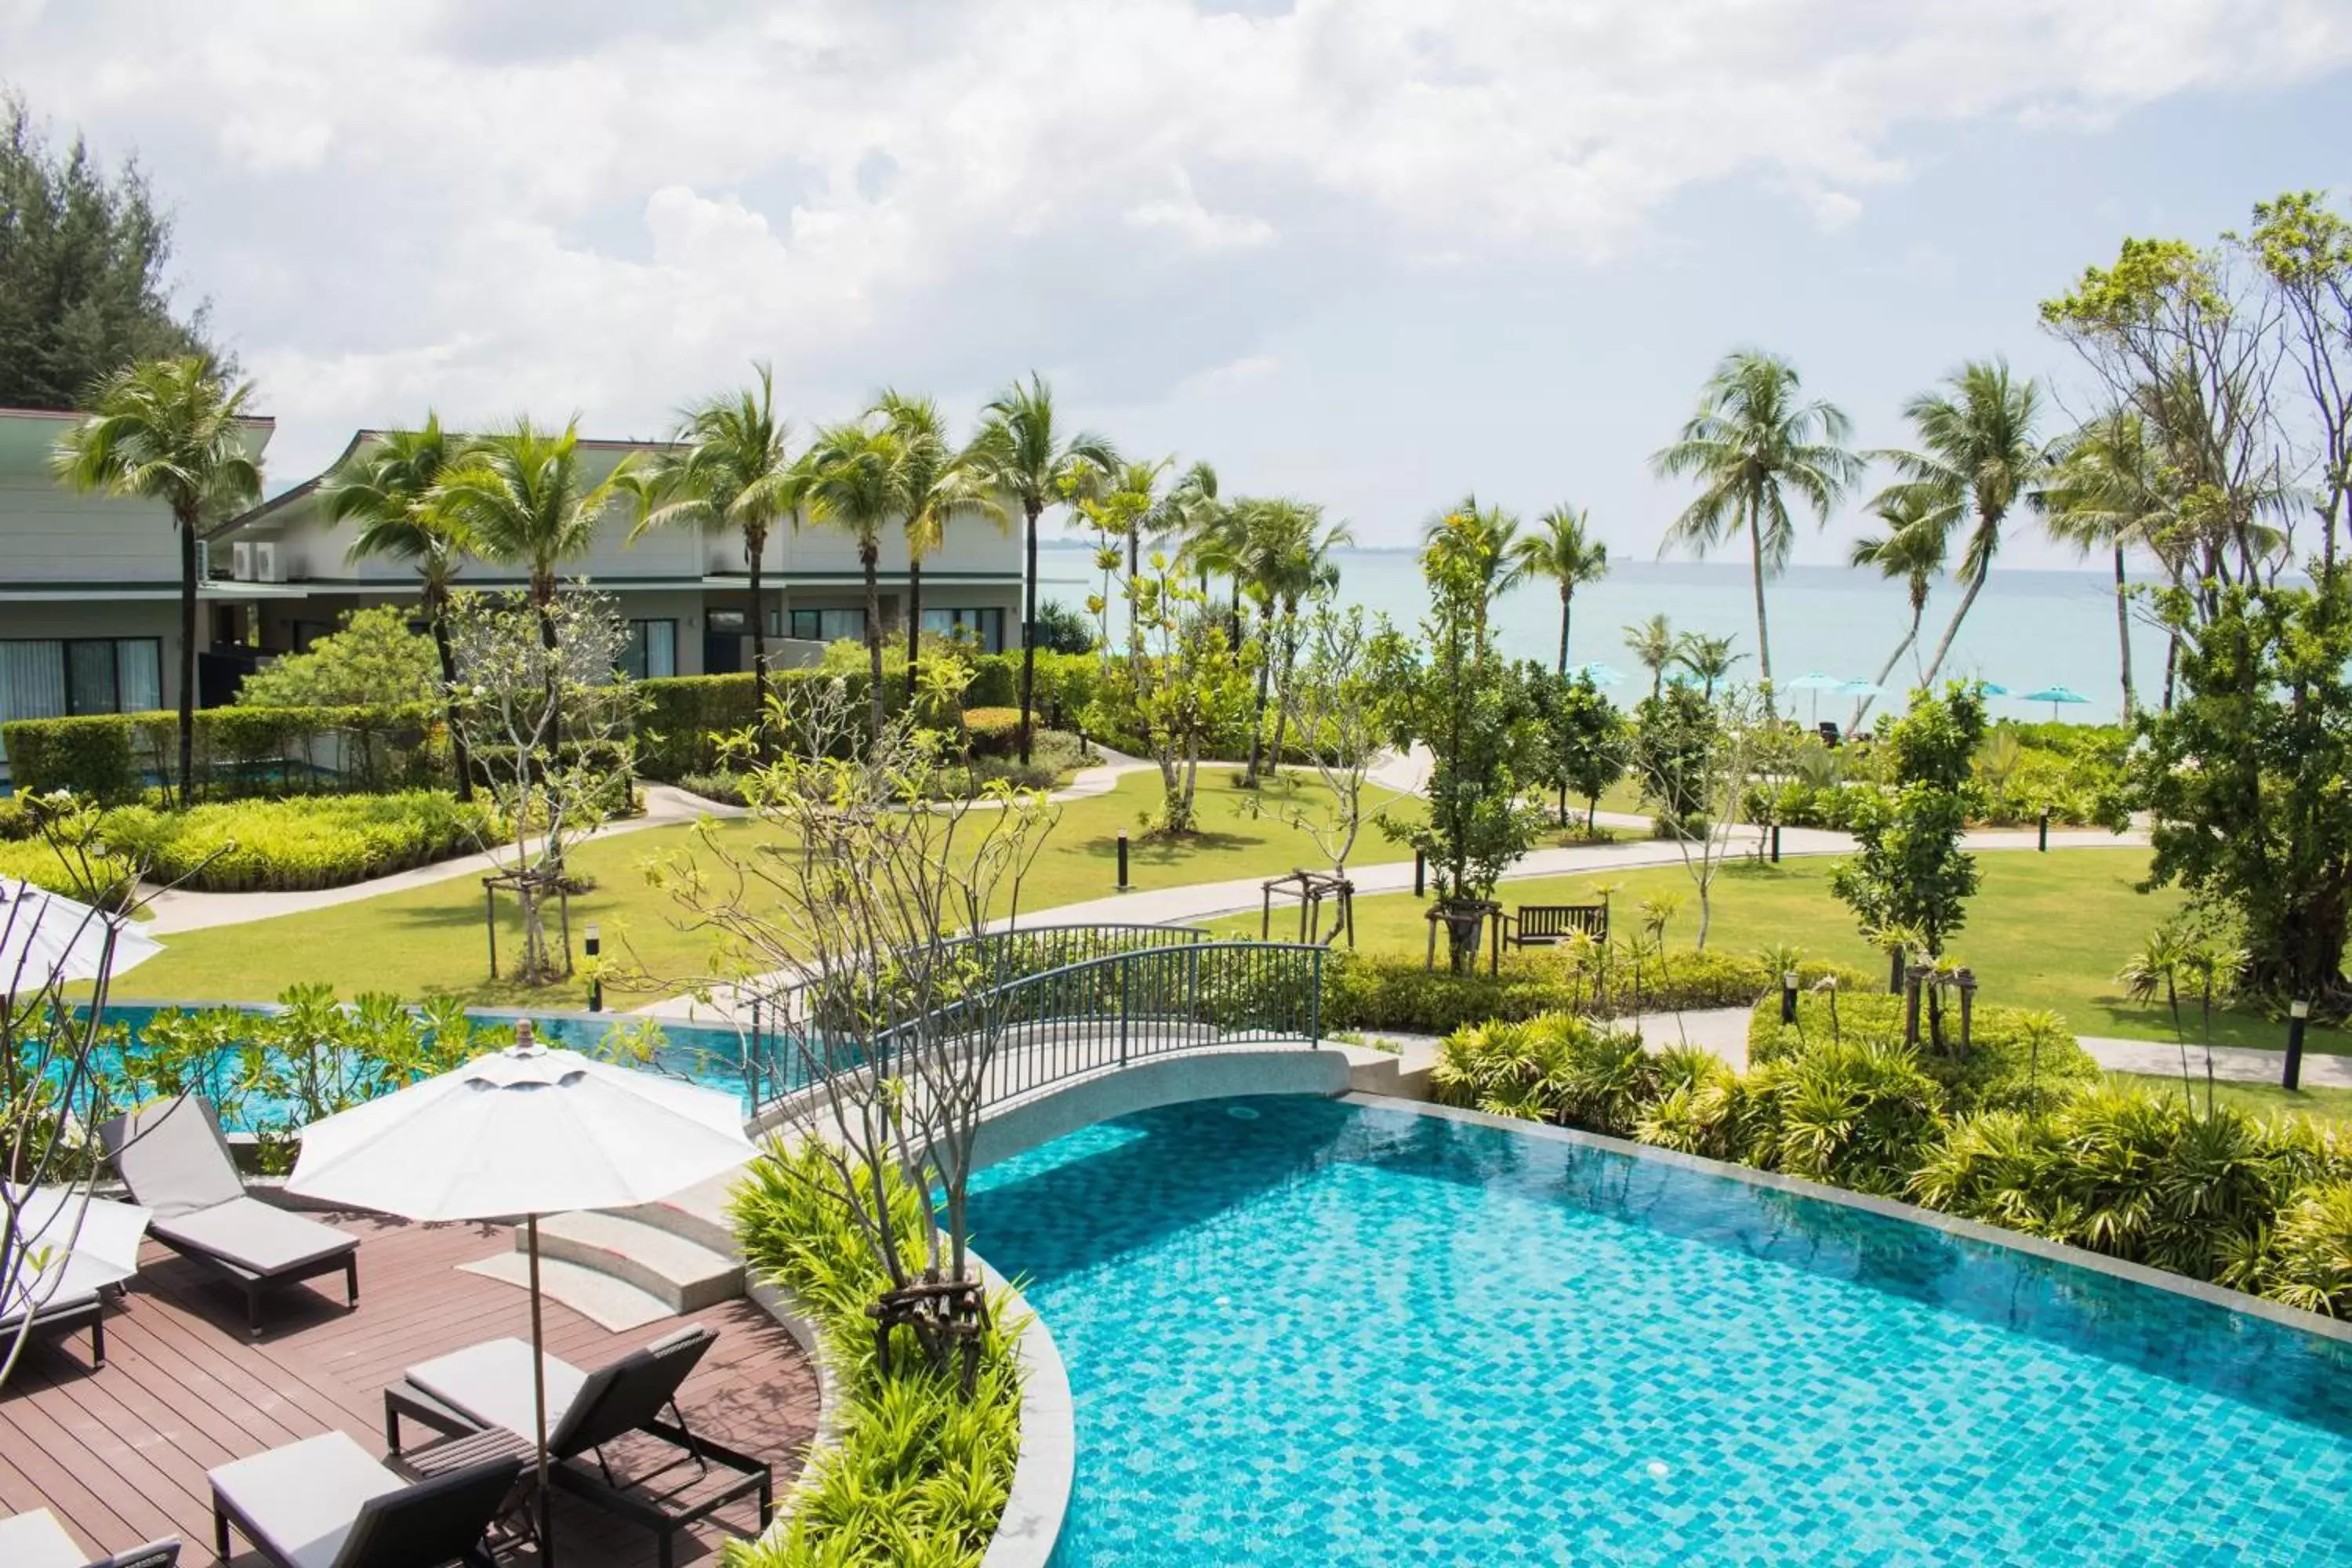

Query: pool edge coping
(1343, 1091), (2352, 1346)
(976, 1250), (1076, 1568)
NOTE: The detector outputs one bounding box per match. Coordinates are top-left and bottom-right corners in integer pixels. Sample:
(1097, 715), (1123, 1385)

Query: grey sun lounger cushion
(99, 1096), (357, 1281)
(208, 1430), (519, 1568)
(150, 1201), (357, 1276)
(405, 1323), (710, 1454)
(0, 1508), (178, 1568)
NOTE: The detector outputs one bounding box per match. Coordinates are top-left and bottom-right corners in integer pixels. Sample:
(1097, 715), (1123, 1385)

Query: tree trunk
(747, 524), (771, 738)
(862, 541), (885, 745)
(1267, 605), (1299, 779)
(1018, 499), (1042, 765)
(2161, 633), (2178, 713)
(174, 513), (199, 807)
(1852, 599), (1923, 731)
(427, 582), (472, 803)
(2112, 544), (2135, 718)
(1243, 608), (1272, 786)
(1745, 493), (1773, 688)
(906, 552), (924, 691)
(1921, 568), (1988, 688)
(1557, 585), (1572, 676)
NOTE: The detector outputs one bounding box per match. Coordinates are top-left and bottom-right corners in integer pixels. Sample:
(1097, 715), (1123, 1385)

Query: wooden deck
(0, 1209), (822, 1566)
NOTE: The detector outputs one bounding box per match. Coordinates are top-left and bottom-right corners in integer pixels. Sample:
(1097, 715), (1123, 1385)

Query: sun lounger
(386, 1324), (771, 1568)
(207, 1430), (521, 1568)
(0, 1289), (107, 1367)
(0, 1508), (178, 1568)
(98, 1098), (359, 1338)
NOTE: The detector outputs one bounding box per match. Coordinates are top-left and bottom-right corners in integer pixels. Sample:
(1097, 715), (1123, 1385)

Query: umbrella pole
(529, 1213), (554, 1567)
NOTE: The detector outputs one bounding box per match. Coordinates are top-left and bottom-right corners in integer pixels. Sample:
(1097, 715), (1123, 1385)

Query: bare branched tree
(1252, 604), (1395, 942)
(1630, 684), (1781, 950)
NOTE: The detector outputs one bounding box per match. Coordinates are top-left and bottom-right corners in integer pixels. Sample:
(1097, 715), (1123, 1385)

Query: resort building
(0, 415), (1027, 775)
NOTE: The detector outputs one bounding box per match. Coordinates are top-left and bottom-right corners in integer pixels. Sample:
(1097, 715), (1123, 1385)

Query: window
(788, 608), (867, 643)
(617, 619), (677, 681)
(920, 607), (1007, 653)
(0, 637), (163, 766)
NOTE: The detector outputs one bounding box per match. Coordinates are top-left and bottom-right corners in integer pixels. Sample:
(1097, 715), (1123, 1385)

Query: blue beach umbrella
(1973, 681), (2011, 697)
(1831, 677), (1882, 698)
(2022, 684), (2090, 721)
(1573, 662), (1625, 688)
(1785, 670), (1842, 726)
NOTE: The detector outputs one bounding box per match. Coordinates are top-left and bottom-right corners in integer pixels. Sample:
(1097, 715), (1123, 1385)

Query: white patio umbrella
(0, 878), (161, 994)
(2, 1184), (152, 1318)
(285, 1027), (757, 1564)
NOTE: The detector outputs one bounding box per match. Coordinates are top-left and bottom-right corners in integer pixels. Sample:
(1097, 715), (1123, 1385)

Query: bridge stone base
(970, 1044), (1367, 1171)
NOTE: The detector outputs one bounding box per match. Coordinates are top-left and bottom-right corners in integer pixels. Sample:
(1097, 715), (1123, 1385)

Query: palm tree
(1652, 350), (1862, 687)
(1672, 632), (1744, 698)
(434, 420), (633, 631)
(325, 415), (475, 799)
(1421, 495), (1524, 652)
(964, 374), (1120, 764)
(1874, 359), (2053, 688)
(2044, 408), (2170, 717)
(794, 418), (909, 742)
(623, 365), (796, 718)
(53, 356), (264, 807)
(1846, 492), (1947, 728)
(1252, 503), (1353, 779)
(875, 390), (1004, 682)
(1624, 613), (1676, 700)
(1166, 459), (1230, 620)
(1512, 505), (1610, 673)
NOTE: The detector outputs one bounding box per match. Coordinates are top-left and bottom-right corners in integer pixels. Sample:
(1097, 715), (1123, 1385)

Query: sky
(4, 0), (2349, 565)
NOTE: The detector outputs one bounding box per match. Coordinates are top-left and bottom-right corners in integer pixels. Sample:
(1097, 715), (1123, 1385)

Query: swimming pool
(965, 1096), (2352, 1566)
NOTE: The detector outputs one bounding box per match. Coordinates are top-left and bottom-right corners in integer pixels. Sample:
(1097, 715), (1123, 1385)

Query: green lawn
(116, 767), (1425, 1010)
(2106, 1073), (2352, 1134)
(1210, 850), (2352, 1056)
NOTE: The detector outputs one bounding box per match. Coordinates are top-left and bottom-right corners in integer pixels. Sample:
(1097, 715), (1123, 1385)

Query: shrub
(729, 1142), (1021, 1566)
(1748, 1037), (1946, 1196)
(101, 791), (498, 891)
(1324, 946), (1868, 1036)
(234, 605), (440, 708)
(1751, 991), (2099, 1114)
(1433, 1012), (1656, 1134)
(960, 707), (1023, 757)
(4, 704), (445, 801)
(2267, 1181), (2352, 1316)
(0, 835), (139, 909)
(3, 713), (140, 800)
(0, 794), (32, 841)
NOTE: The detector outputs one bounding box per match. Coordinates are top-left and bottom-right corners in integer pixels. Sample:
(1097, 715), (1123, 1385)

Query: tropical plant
(1831, 683), (1987, 968)
(2043, 408), (2172, 717)
(1224, 496), (1350, 783)
(1624, 613), (1676, 700)
(1874, 359), (2054, 686)
(230, 604), (441, 710)
(1512, 504), (1610, 673)
(1651, 349), (1862, 687)
(325, 415), (474, 795)
(623, 365), (797, 718)
(434, 419), (631, 615)
(1421, 495), (1524, 651)
(1846, 490), (1947, 728)
(51, 355), (265, 807)
(965, 373), (1120, 764)
(794, 417), (912, 742)
(1671, 631), (1743, 698)
(877, 390), (1007, 684)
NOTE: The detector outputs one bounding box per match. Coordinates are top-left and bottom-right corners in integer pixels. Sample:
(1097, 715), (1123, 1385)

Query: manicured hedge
(2, 703), (441, 801)
(0, 835), (140, 909)
(102, 791), (499, 892)
(1323, 946), (1868, 1036)
(2, 713), (140, 801)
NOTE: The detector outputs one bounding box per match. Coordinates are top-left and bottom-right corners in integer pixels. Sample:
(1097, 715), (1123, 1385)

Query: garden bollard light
(1780, 971), (1798, 1025)
(2285, 999), (2310, 1091)
(2038, 808), (2050, 852)
(1414, 851), (1426, 899)
(1116, 831), (1131, 891)
(1770, 824), (1782, 864)
(585, 923), (602, 1012)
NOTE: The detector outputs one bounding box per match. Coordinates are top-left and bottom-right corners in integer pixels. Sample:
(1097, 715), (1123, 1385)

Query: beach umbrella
(286, 1028), (757, 1564)
(1786, 670), (1843, 726)
(2, 1185), (152, 1319)
(2022, 684), (2091, 720)
(1831, 677), (1882, 697)
(1573, 662), (1625, 688)
(0, 879), (160, 995)
(1973, 681), (2011, 697)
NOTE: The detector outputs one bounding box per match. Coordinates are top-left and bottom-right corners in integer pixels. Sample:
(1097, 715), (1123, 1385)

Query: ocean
(1044, 550), (2161, 724)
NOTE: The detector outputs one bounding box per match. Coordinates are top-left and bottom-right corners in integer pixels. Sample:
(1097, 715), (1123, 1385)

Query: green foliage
(0, 833), (138, 908)
(0, 92), (220, 408)
(958, 707), (1022, 758)
(1030, 599), (1096, 655)
(1630, 686), (1717, 837)
(2133, 572), (2352, 1003)
(2, 713), (140, 801)
(1524, 669), (1627, 822)
(234, 605), (441, 709)
(2267, 1181), (2352, 1317)
(1432, 1012), (1655, 1134)
(728, 1143), (1021, 1567)
(100, 791), (495, 891)
(1831, 683), (1985, 955)
(1, 703), (444, 801)
(1321, 946), (1867, 1036)
(1751, 992), (2099, 1115)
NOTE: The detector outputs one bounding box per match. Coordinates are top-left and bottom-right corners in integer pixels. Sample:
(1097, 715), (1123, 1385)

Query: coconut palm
(874, 390), (1005, 681)
(52, 355), (265, 807)
(1652, 350), (1862, 687)
(1512, 504), (1610, 674)
(2044, 408), (2171, 717)
(1846, 491), (1947, 728)
(1874, 359), (2053, 687)
(1250, 502), (1353, 779)
(434, 420), (632, 622)
(1421, 495), (1525, 652)
(325, 414), (475, 798)
(1624, 613), (1676, 700)
(794, 418), (910, 742)
(1166, 459), (1229, 613)
(623, 364), (796, 717)
(964, 374), (1120, 763)
(1672, 632), (1744, 699)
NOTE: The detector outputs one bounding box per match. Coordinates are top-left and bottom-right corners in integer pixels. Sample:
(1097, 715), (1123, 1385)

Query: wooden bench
(1499, 902), (1608, 949)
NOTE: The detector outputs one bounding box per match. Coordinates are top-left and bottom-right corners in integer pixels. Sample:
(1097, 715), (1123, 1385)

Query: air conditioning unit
(251, 541), (286, 583)
(230, 541), (253, 581)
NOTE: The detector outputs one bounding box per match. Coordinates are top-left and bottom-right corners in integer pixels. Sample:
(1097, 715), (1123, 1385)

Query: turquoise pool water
(965, 1097), (2352, 1566)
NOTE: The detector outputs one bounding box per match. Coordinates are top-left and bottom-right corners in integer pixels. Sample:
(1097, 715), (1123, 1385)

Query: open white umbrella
(2, 1185), (151, 1317)
(285, 1029), (756, 1563)
(0, 878), (160, 994)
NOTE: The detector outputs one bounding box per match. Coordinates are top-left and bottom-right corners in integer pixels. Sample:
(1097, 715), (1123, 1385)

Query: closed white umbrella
(286, 1029), (756, 1564)
(2, 1185), (152, 1316)
(0, 878), (160, 994)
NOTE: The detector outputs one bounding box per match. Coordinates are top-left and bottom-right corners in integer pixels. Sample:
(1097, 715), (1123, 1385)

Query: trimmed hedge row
(1323, 946), (1870, 1036)
(3, 703), (441, 802)
(103, 791), (500, 892)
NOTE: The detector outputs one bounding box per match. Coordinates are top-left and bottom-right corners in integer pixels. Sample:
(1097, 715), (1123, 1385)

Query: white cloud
(3, 0), (2346, 487)
(1172, 354), (1282, 400)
